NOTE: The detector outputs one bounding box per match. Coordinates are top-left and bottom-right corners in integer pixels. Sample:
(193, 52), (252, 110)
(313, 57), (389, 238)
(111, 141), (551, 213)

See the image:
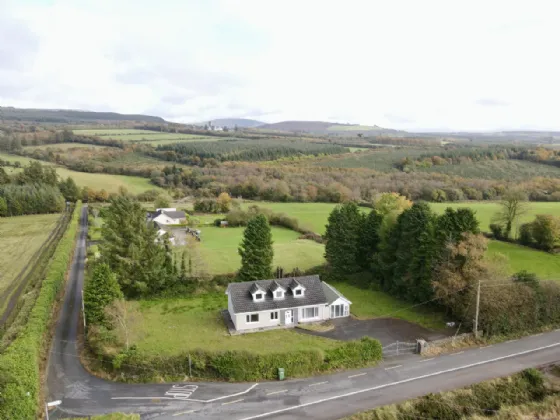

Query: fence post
(189, 354), (192, 377)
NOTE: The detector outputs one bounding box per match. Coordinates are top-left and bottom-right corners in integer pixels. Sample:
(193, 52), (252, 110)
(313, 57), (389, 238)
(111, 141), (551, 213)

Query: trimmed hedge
(0, 202), (81, 420)
(95, 336), (382, 382)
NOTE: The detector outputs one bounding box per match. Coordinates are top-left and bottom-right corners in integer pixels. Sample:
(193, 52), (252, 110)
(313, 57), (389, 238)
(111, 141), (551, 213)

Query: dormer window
(249, 282), (266, 302)
(274, 290), (284, 299)
(290, 278), (306, 298)
(255, 293), (263, 300)
(295, 289), (302, 296)
(270, 280), (286, 300)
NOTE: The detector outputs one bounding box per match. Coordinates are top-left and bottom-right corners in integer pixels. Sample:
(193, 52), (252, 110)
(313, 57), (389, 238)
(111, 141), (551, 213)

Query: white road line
(308, 381), (328, 387)
(418, 358), (435, 363)
(111, 383), (258, 403)
(450, 351), (464, 356)
(237, 341), (560, 420)
(222, 398), (244, 405)
(348, 373), (367, 378)
(172, 410), (195, 416)
(266, 390), (288, 396)
(385, 365), (402, 370)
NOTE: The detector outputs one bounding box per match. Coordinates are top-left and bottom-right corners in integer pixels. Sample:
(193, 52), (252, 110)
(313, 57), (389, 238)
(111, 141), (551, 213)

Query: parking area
(297, 317), (452, 346)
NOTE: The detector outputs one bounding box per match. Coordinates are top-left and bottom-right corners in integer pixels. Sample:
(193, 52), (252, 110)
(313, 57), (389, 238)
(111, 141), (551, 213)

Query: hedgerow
(0, 202), (81, 420)
(91, 336), (382, 382)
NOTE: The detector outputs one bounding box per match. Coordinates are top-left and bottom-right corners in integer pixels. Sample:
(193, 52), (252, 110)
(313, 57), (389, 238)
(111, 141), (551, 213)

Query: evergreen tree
(357, 210), (383, 270)
(180, 251), (187, 282)
(237, 214), (274, 281)
(84, 263), (123, 327)
(436, 207), (479, 247)
(0, 167), (9, 185)
(59, 177), (80, 202)
(100, 196), (173, 297)
(324, 202), (365, 276)
(0, 197), (7, 217)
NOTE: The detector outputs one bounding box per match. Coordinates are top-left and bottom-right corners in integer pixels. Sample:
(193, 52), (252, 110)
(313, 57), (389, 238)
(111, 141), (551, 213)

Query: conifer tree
(237, 214), (273, 281)
(84, 263), (123, 327)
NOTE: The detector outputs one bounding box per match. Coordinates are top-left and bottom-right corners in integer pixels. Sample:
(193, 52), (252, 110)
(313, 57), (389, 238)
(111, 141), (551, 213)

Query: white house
(147, 208), (186, 226)
(225, 275), (351, 333)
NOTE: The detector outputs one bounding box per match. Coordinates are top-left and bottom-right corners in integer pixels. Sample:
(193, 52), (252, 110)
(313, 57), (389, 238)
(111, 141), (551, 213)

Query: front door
(284, 310), (293, 325)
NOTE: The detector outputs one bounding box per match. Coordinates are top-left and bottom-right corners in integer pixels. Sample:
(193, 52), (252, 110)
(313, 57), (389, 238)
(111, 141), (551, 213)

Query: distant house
(225, 275), (351, 333)
(147, 208), (186, 226)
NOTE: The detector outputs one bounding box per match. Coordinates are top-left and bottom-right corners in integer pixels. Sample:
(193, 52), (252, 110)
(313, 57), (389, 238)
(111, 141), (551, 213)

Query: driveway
(298, 317), (452, 346)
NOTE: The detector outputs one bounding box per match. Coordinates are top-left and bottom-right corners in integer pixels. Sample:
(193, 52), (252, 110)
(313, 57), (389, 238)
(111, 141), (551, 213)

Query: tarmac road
(46, 206), (560, 419)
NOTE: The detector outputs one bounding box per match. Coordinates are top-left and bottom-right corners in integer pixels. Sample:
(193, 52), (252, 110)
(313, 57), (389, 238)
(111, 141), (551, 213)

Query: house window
(275, 291), (283, 299)
(254, 293), (263, 300)
(295, 289), (303, 296)
(246, 313), (259, 323)
(301, 307), (319, 319)
(270, 311), (279, 320)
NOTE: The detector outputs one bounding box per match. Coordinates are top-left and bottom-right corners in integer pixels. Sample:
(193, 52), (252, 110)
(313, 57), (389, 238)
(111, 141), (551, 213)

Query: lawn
(178, 226), (325, 275)
(0, 214), (60, 301)
(487, 240), (560, 280)
(329, 280), (448, 331)
(127, 293), (339, 356)
(0, 152), (161, 194)
(430, 201), (560, 234)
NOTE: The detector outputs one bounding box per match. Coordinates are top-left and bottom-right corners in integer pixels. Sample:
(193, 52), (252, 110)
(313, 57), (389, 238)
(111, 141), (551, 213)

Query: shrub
(489, 223), (505, 240)
(0, 202), (81, 419)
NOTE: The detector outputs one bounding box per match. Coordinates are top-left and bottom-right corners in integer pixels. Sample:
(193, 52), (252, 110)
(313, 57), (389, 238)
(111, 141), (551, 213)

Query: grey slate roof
(322, 281), (351, 304)
(249, 283), (265, 294)
(227, 275), (328, 314)
(162, 210), (186, 219)
(269, 280), (284, 291)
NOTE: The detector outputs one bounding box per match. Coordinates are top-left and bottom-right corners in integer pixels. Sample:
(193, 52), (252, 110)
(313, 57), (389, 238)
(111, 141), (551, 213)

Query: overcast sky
(1, 0), (559, 131)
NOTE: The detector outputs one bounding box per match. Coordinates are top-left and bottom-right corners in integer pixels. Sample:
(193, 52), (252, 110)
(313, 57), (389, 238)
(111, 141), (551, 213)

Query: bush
(489, 223), (505, 240)
(0, 203), (81, 419)
(91, 335), (382, 382)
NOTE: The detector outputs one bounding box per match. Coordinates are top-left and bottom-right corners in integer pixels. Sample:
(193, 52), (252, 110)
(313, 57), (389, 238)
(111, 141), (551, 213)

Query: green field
(330, 280), (447, 330)
(0, 214), (60, 298)
(73, 129), (225, 144)
(417, 159), (560, 180)
(128, 292), (339, 356)
(179, 226), (325, 275)
(23, 143), (110, 150)
(0, 152), (161, 194)
(430, 201), (560, 234)
(487, 240), (560, 280)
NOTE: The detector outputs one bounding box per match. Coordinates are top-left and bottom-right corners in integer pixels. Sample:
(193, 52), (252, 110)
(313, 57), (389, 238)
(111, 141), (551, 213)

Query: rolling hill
(256, 121), (406, 136)
(0, 106), (165, 124)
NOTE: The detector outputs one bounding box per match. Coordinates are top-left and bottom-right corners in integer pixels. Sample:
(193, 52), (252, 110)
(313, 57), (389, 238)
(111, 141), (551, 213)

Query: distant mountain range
(256, 120), (407, 136)
(193, 118), (265, 128)
(0, 106), (164, 123)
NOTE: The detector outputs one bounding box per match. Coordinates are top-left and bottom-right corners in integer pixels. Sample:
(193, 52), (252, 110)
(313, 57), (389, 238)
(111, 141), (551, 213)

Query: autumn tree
(217, 192), (232, 212)
(237, 214), (274, 281)
(155, 194), (172, 209)
(530, 215), (560, 251)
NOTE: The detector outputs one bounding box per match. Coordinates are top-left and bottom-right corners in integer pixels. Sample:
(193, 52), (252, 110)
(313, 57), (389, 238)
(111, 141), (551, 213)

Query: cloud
(475, 98), (509, 107)
(0, 0), (559, 130)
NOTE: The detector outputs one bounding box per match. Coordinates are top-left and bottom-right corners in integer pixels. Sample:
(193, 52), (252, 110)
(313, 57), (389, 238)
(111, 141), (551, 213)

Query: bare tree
(492, 190), (528, 239)
(104, 299), (141, 350)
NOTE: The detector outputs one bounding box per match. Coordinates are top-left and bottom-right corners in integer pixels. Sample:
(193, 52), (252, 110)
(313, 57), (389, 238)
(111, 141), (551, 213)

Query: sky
(1, 0), (559, 131)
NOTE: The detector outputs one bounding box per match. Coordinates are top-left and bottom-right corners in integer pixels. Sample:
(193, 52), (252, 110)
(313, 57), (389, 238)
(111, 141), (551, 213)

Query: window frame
(301, 306), (319, 319)
(254, 292), (264, 301)
(270, 311), (279, 320)
(294, 289), (303, 296)
(246, 313), (259, 323)
(274, 290), (284, 299)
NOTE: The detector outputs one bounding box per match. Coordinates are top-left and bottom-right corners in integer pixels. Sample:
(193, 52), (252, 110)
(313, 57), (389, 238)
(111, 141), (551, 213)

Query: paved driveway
(298, 317), (451, 346)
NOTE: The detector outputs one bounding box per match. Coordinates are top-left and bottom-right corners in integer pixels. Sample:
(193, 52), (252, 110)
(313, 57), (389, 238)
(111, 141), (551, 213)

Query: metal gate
(382, 341), (417, 357)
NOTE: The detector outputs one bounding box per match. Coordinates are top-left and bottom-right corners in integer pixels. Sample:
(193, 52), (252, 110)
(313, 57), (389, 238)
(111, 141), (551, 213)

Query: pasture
(0, 214), (60, 300)
(487, 240), (560, 280)
(127, 292), (339, 356)
(73, 129), (225, 145)
(23, 143), (110, 151)
(177, 226), (325, 275)
(0, 152), (161, 194)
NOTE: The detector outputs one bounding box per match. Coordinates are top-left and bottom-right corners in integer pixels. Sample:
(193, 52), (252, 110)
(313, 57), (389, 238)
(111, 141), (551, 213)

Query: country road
(46, 206), (560, 420)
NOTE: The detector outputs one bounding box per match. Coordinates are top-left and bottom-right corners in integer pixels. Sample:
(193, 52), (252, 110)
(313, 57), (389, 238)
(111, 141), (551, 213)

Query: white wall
(227, 293), (237, 329)
(297, 305), (328, 324)
(234, 310), (281, 331)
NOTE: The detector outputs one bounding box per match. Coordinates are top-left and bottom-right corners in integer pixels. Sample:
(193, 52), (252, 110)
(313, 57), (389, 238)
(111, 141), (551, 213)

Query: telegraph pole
(473, 278), (481, 337)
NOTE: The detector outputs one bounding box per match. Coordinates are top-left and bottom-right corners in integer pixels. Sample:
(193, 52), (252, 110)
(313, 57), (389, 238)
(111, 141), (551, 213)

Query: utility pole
(473, 278), (481, 338)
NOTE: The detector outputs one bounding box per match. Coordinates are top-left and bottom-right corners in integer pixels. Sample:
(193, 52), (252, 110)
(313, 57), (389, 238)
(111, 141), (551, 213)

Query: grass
(0, 214), (60, 297)
(416, 159), (560, 180)
(178, 226), (325, 275)
(330, 281), (448, 331)
(23, 143), (110, 150)
(487, 240), (560, 280)
(127, 292), (339, 356)
(430, 201), (560, 234)
(0, 152), (162, 194)
(73, 129), (224, 144)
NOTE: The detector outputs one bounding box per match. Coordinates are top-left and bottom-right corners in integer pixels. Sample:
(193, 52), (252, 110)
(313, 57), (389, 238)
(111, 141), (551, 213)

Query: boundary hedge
(0, 202), (82, 420)
(91, 336), (382, 382)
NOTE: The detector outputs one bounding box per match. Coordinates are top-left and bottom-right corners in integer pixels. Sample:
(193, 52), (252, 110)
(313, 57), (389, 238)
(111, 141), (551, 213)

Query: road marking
(237, 341), (560, 420)
(385, 365), (402, 370)
(111, 383), (258, 403)
(172, 410), (195, 416)
(266, 390), (288, 396)
(348, 373), (367, 378)
(222, 398), (244, 405)
(450, 351), (464, 356)
(418, 358), (435, 363)
(308, 381), (328, 387)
